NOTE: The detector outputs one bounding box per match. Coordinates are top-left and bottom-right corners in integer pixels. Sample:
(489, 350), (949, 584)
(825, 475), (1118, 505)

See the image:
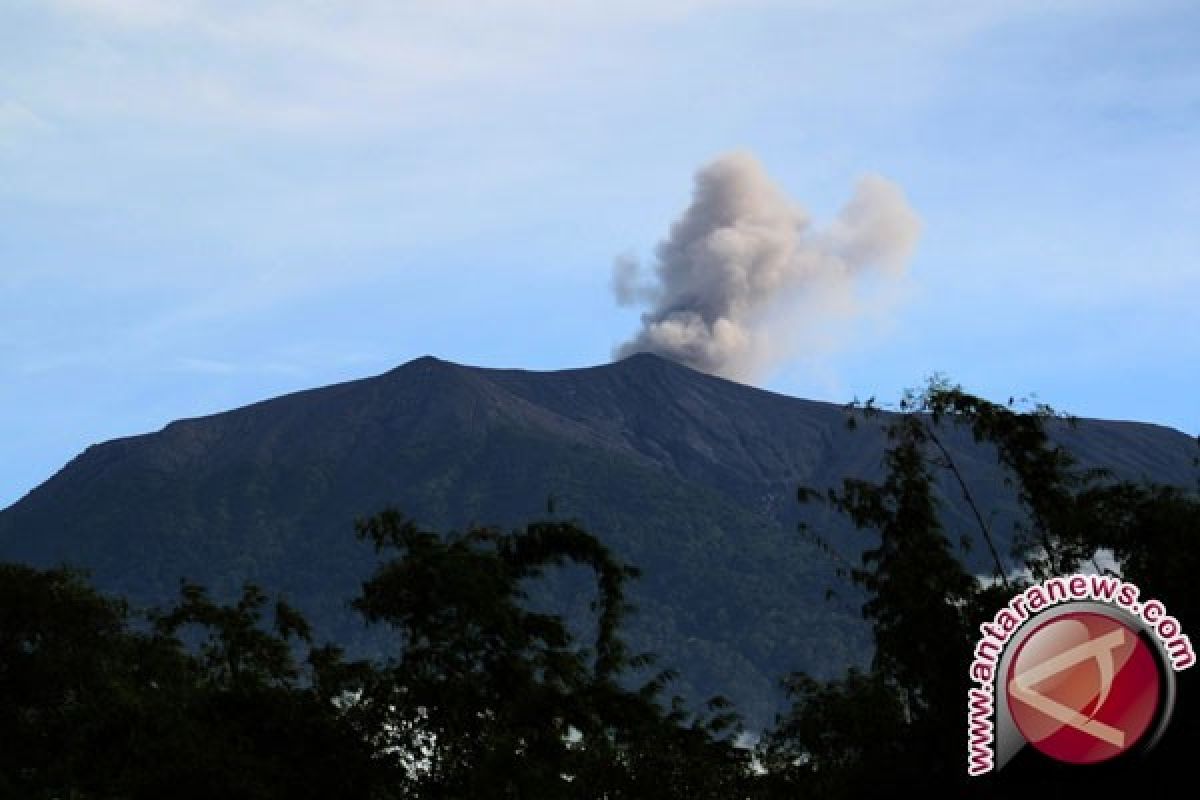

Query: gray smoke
(612, 152), (920, 382)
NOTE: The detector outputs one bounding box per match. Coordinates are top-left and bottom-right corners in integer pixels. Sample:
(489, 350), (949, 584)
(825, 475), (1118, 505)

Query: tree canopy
(763, 380), (1200, 796)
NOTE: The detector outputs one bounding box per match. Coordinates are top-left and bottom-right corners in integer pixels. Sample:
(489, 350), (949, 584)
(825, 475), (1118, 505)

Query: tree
(349, 510), (751, 799)
(0, 563), (179, 798)
(763, 379), (1200, 796)
(1, 510), (755, 799)
(149, 580), (388, 800)
(0, 564), (386, 800)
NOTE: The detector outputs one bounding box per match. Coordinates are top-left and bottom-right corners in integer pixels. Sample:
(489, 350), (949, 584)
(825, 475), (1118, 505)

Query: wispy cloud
(0, 100), (52, 134)
(171, 356), (239, 375)
(0, 100), (53, 157)
(169, 356), (313, 377)
(18, 1), (1091, 136)
(33, 1), (740, 134)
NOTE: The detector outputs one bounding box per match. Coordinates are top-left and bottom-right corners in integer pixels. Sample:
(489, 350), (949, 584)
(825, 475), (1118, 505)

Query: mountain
(1, 354), (1196, 727)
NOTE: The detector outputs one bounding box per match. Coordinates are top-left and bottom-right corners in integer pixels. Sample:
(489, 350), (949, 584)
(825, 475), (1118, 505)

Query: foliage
(349, 510), (750, 798)
(764, 379), (1200, 796)
(0, 562), (388, 798)
(0, 515), (751, 799)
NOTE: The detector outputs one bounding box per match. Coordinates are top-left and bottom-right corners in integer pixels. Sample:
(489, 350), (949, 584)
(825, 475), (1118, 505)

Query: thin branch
(922, 418), (1009, 589)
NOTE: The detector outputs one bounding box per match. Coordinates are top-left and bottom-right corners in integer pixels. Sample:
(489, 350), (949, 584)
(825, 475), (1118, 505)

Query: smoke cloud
(612, 152), (920, 382)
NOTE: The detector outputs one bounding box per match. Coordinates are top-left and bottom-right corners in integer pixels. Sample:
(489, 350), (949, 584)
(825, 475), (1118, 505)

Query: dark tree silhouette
(0, 513), (752, 799)
(349, 510), (750, 799)
(762, 380), (1200, 798)
(0, 563), (386, 799)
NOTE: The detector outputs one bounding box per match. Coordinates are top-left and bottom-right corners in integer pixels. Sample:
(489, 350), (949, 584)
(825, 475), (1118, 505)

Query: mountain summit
(1, 354), (1195, 725)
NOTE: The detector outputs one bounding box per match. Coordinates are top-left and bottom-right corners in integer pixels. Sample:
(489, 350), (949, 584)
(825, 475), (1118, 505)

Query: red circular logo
(1006, 611), (1161, 764)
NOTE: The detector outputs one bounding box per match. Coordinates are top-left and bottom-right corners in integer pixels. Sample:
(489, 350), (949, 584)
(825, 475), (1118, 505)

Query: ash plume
(612, 152), (920, 382)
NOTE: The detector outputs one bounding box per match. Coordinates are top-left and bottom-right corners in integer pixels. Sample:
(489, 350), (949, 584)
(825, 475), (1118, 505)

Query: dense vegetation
(2, 380), (1196, 797)
(1, 516), (751, 799)
(760, 383), (1200, 796)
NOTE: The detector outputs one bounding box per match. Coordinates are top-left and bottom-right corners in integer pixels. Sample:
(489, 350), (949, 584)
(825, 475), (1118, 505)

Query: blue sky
(2, 0), (1198, 508)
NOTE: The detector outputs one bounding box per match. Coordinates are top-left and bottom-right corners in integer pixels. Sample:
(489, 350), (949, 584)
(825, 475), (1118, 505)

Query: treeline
(1, 515), (752, 800)
(2, 382), (1197, 798)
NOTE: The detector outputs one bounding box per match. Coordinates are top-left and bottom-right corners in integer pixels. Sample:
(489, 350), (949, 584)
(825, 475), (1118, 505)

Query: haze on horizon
(2, 0), (1198, 508)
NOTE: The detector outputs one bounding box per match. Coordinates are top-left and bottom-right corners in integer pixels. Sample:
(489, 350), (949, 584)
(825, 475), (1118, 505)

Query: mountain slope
(1, 354), (1195, 726)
